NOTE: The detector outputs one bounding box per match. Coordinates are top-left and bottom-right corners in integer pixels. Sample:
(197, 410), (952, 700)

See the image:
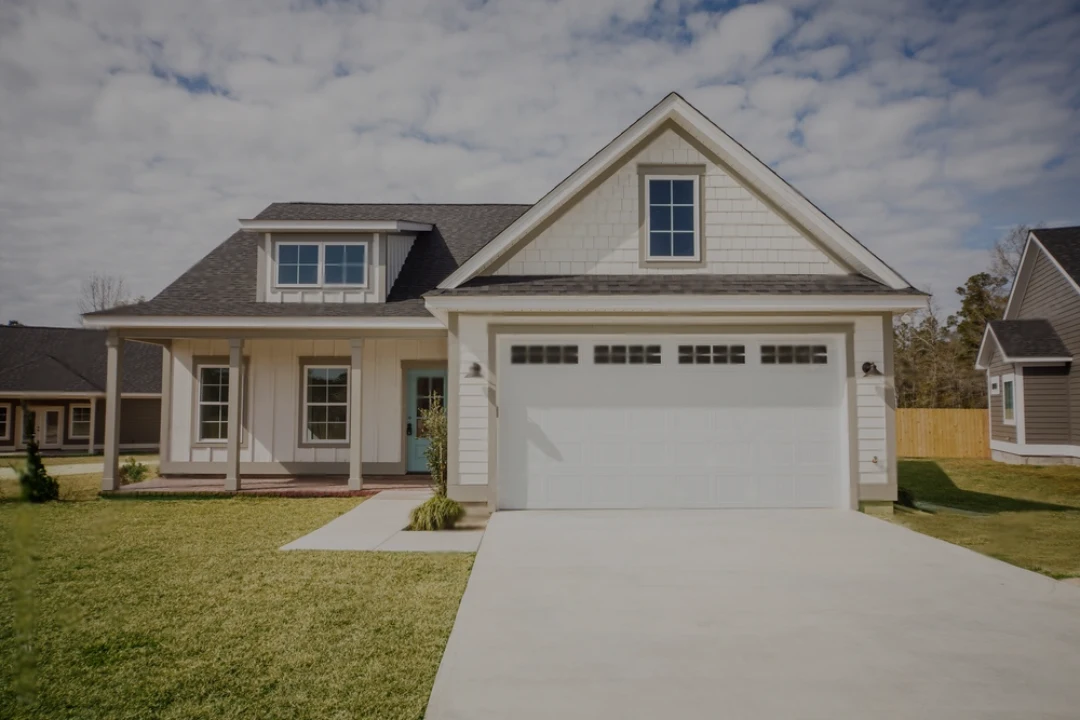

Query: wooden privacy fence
(896, 408), (989, 459)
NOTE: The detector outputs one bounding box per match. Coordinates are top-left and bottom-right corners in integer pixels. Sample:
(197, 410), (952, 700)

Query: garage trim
(487, 322), (858, 510)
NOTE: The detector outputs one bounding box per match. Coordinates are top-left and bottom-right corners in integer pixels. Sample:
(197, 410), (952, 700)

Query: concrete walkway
(280, 490), (483, 552)
(425, 509), (1080, 720)
(0, 459), (159, 479)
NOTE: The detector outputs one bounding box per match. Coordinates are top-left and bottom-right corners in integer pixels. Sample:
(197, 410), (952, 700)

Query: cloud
(0, 0), (1079, 325)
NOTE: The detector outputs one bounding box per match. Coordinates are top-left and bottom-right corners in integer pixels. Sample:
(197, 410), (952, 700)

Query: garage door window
(510, 345), (579, 365)
(678, 345), (745, 365)
(761, 345), (828, 365)
(594, 345), (661, 365)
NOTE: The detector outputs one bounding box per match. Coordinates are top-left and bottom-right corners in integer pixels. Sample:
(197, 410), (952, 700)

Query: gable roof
(1002, 226), (1080, 320)
(85, 205), (530, 319)
(439, 92), (912, 290)
(0, 325), (162, 394)
(975, 319), (1072, 369)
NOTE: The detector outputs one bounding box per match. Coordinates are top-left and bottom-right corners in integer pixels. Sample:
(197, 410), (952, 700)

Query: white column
(88, 397), (97, 456)
(101, 335), (123, 491)
(224, 338), (243, 491)
(348, 339), (364, 490)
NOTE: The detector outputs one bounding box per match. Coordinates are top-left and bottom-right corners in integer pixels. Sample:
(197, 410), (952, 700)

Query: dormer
(239, 218), (433, 304)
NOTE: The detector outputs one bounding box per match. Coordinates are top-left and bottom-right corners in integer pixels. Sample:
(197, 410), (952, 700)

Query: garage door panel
(498, 335), (846, 510)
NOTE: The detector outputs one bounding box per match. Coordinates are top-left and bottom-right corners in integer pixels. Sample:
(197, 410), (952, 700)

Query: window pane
(432, 377), (445, 396)
(308, 385), (327, 403)
(324, 245), (344, 264)
(672, 233), (695, 257)
(201, 384), (222, 403)
(345, 245), (365, 263)
(326, 423), (347, 440)
(298, 245), (319, 264)
(309, 406), (327, 423)
(649, 205), (671, 231)
(344, 265), (365, 284)
(200, 421), (221, 440)
(671, 179), (695, 204)
(278, 265), (298, 285)
(307, 422), (326, 440)
(650, 232), (672, 257)
(672, 206), (694, 231)
(328, 370), (347, 386)
(324, 265), (343, 284)
(327, 386), (347, 403)
(327, 406), (347, 423)
(298, 265), (318, 284)
(279, 245), (298, 264)
(649, 179), (671, 204)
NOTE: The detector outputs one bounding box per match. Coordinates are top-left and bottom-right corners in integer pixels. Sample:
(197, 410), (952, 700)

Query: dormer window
(275, 240), (368, 288)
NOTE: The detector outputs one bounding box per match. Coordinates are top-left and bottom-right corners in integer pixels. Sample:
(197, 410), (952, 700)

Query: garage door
(497, 334), (847, 509)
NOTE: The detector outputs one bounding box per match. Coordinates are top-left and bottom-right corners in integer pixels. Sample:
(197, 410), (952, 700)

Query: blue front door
(406, 368), (448, 473)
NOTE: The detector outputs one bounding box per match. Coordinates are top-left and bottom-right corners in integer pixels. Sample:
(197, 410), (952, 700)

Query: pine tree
(19, 432), (59, 503)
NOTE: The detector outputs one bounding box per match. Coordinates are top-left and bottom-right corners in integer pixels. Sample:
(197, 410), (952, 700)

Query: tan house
(83, 92), (925, 510)
(977, 226), (1080, 464)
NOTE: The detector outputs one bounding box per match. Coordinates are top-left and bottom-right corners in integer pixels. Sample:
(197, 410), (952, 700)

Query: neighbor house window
(69, 405), (92, 439)
(197, 365), (231, 442)
(1002, 376), (1016, 425)
(646, 176), (699, 259)
(304, 366), (349, 443)
(0, 404), (9, 441)
(275, 241), (368, 287)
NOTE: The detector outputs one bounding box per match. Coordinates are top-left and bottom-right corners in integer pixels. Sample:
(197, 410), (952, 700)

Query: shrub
(409, 495), (465, 531)
(19, 436), (59, 503)
(418, 395), (448, 497)
(118, 457), (150, 485)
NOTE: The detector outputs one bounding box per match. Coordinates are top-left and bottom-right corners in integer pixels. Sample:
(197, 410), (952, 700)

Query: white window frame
(196, 364), (232, 443)
(302, 364), (350, 444)
(644, 174), (701, 261)
(989, 376), (1000, 396)
(68, 404), (92, 439)
(0, 403), (10, 441)
(1002, 373), (1016, 426)
(273, 239), (369, 290)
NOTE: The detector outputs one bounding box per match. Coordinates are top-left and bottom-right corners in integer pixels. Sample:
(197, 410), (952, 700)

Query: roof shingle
(1032, 226), (1080, 286)
(988, 319), (1071, 359)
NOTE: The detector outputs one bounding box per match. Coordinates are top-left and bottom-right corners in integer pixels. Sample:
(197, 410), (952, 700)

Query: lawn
(0, 474), (474, 719)
(894, 459), (1080, 579)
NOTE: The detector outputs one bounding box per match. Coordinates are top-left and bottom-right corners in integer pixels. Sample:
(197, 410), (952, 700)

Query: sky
(1, 0), (1079, 326)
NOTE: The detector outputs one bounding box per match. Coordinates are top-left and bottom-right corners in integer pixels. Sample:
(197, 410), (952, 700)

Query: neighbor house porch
(97, 327), (449, 493)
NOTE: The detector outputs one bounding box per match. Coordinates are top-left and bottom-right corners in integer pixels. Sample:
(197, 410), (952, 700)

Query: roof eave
(238, 219), (433, 233)
(425, 293), (927, 314)
(81, 315), (445, 331)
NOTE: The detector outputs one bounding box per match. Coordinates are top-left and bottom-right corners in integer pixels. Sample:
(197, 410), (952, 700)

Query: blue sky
(1, 0), (1079, 324)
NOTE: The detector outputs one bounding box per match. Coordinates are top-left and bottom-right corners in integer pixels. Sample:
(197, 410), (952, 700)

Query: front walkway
(425, 509), (1080, 720)
(0, 459), (160, 480)
(280, 490), (483, 552)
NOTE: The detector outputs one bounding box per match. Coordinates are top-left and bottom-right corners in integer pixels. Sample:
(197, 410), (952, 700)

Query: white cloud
(0, 0), (1078, 325)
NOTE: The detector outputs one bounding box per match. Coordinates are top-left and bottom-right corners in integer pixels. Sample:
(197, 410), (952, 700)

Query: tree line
(894, 226), (1027, 409)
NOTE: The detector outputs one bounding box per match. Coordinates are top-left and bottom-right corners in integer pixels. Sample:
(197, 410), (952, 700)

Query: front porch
(110, 473), (432, 497)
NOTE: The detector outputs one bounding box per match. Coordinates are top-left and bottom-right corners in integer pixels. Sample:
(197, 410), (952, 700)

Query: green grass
(894, 459), (1080, 579)
(0, 474), (474, 719)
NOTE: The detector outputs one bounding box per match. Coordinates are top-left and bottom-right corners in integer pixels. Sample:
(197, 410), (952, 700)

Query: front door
(24, 407), (63, 448)
(406, 369), (447, 473)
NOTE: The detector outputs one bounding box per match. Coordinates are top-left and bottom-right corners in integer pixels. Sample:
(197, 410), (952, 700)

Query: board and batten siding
(449, 314), (893, 496)
(168, 337), (446, 466)
(261, 232), (385, 304)
(988, 350), (1016, 443)
(1016, 248), (1080, 443)
(1022, 366), (1070, 443)
(491, 127), (844, 277)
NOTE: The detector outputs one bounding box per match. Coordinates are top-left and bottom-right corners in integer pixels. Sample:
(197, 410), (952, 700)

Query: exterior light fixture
(465, 362), (483, 379)
(862, 361), (882, 377)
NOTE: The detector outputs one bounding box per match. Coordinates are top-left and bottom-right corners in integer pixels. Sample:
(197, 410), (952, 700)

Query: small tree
(19, 433), (58, 503)
(418, 395), (448, 496)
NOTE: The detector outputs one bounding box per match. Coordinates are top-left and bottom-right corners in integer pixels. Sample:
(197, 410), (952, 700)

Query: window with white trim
(275, 240), (368, 288)
(304, 366), (349, 442)
(197, 365), (231, 442)
(0, 404), (9, 441)
(646, 176), (699, 259)
(69, 405), (92, 439)
(1002, 376), (1016, 425)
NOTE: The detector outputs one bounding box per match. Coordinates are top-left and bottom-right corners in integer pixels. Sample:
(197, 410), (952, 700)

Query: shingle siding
(1016, 248), (1080, 444)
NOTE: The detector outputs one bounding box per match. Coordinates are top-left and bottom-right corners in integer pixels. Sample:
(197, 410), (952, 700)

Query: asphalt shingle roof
(1032, 226), (1080, 286)
(988, 319), (1071, 359)
(428, 274), (924, 296)
(0, 326), (162, 394)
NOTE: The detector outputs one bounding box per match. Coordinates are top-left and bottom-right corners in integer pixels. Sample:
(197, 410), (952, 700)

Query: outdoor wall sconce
(465, 362), (483, 379)
(862, 361), (883, 377)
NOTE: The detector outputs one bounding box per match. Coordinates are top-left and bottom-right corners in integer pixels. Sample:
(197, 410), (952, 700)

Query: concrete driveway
(425, 509), (1080, 720)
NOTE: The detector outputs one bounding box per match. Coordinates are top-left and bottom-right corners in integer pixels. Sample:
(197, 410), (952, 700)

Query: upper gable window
(276, 240), (368, 288)
(646, 176), (699, 260)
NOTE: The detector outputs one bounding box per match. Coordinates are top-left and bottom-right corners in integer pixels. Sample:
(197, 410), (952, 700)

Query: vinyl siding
(1015, 248), (1080, 443)
(1023, 366), (1070, 443)
(492, 128), (844, 277)
(988, 352), (1017, 442)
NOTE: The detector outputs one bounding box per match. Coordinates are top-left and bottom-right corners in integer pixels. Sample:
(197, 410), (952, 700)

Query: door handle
(406, 422), (413, 436)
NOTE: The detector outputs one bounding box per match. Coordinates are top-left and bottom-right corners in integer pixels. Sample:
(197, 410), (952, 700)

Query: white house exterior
(84, 92), (925, 510)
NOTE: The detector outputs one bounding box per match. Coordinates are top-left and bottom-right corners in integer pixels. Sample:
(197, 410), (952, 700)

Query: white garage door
(497, 334), (848, 510)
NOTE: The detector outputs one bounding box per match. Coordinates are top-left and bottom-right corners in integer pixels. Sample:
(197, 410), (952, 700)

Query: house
(83, 92), (926, 509)
(976, 226), (1080, 464)
(0, 324), (162, 454)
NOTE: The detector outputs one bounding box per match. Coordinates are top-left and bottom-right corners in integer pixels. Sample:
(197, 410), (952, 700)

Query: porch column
(348, 339), (364, 490)
(101, 335), (124, 491)
(87, 396), (97, 456)
(224, 338), (243, 492)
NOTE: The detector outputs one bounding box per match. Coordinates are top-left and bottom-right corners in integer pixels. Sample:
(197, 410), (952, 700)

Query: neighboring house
(84, 92), (925, 509)
(0, 325), (162, 454)
(976, 226), (1080, 464)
